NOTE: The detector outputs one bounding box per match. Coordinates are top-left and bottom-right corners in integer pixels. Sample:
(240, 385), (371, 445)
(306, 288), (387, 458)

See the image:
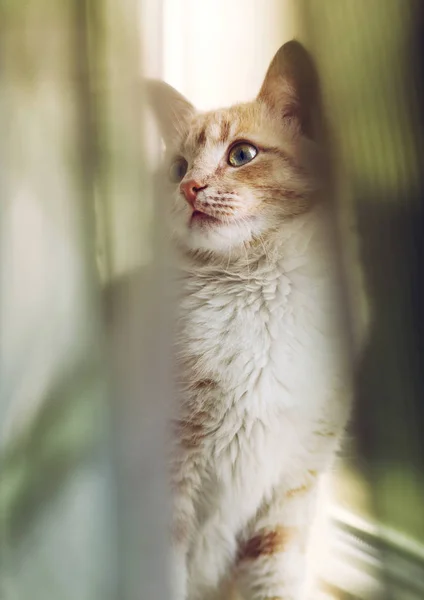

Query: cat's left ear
(144, 79), (195, 147)
(258, 40), (320, 139)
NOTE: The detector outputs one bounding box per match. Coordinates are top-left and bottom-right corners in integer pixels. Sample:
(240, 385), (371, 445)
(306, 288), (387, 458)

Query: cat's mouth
(189, 209), (221, 227)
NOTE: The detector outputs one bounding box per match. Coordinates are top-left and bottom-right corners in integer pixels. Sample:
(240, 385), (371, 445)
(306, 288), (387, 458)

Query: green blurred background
(1, 1), (424, 599)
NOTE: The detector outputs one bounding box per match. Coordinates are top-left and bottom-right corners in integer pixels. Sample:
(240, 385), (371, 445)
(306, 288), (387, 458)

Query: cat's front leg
(171, 484), (197, 600)
(170, 541), (188, 600)
(170, 449), (202, 600)
(235, 472), (319, 600)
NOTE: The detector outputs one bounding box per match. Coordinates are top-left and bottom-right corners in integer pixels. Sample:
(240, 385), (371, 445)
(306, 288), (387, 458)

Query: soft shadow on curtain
(0, 1), (170, 599)
(296, 1), (424, 598)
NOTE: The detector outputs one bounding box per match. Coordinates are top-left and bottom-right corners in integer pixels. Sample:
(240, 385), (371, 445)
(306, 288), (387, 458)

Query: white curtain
(0, 2), (169, 599)
(5, 2), (412, 599)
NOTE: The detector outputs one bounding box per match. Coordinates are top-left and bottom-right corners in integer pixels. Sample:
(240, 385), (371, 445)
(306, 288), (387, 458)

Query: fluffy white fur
(172, 207), (351, 600)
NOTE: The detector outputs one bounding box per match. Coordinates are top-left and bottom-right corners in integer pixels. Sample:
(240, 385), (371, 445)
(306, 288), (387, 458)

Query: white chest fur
(178, 207), (350, 413)
(174, 206), (353, 597)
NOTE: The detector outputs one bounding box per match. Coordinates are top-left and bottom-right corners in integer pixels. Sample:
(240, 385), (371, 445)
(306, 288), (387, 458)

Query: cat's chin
(174, 217), (260, 254)
(189, 211), (221, 227)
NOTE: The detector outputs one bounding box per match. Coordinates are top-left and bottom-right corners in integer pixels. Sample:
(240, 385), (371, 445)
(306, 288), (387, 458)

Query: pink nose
(180, 179), (207, 206)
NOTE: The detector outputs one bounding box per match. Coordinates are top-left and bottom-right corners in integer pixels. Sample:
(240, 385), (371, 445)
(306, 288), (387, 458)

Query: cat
(146, 40), (362, 600)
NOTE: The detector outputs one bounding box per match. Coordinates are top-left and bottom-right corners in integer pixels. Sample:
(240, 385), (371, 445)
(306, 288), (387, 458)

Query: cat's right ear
(144, 79), (195, 147)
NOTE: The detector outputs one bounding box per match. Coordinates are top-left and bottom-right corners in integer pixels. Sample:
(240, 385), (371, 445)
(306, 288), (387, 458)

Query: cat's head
(146, 40), (324, 255)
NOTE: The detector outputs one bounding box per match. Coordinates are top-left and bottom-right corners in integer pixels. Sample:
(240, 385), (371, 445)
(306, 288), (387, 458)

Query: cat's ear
(258, 40), (320, 138)
(144, 79), (195, 147)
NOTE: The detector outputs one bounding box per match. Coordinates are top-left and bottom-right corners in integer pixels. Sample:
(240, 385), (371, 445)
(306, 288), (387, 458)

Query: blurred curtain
(0, 1), (171, 599)
(2, 1), (424, 600)
(296, 1), (424, 598)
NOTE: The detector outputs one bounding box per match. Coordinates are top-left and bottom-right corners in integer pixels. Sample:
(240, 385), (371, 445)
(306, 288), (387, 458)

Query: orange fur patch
(286, 470), (318, 498)
(219, 119), (231, 143)
(174, 403), (213, 449)
(171, 515), (190, 545)
(238, 526), (296, 562)
(196, 127), (207, 146)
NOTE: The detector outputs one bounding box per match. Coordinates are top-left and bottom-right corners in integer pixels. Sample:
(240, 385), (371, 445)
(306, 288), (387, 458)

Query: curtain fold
(295, 2), (424, 596)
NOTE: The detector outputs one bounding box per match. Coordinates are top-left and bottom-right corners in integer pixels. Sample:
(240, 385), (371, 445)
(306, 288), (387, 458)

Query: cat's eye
(169, 157), (188, 182)
(228, 142), (258, 167)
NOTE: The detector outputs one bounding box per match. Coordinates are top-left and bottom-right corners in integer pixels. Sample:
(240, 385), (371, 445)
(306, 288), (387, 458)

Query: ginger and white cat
(147, 41), (358, 600)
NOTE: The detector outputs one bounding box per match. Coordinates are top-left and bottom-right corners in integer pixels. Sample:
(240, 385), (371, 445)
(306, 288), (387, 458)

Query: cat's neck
(176, 203), (334, 282)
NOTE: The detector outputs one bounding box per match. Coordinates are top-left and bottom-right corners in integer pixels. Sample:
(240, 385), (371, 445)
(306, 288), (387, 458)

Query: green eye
(228, 142), (258, 167)
(169, 157), (188, 182)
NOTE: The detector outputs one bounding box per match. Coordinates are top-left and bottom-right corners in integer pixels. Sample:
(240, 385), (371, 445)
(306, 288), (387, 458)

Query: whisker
(234, 220), (251, 282)
(257, 232), (271, 267)
(225, 228), (233, 271)
(239, 215), (271, 272)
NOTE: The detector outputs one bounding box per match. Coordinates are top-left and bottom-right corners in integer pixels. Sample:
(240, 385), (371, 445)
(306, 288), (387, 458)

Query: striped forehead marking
(183, 111), (236, 153)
